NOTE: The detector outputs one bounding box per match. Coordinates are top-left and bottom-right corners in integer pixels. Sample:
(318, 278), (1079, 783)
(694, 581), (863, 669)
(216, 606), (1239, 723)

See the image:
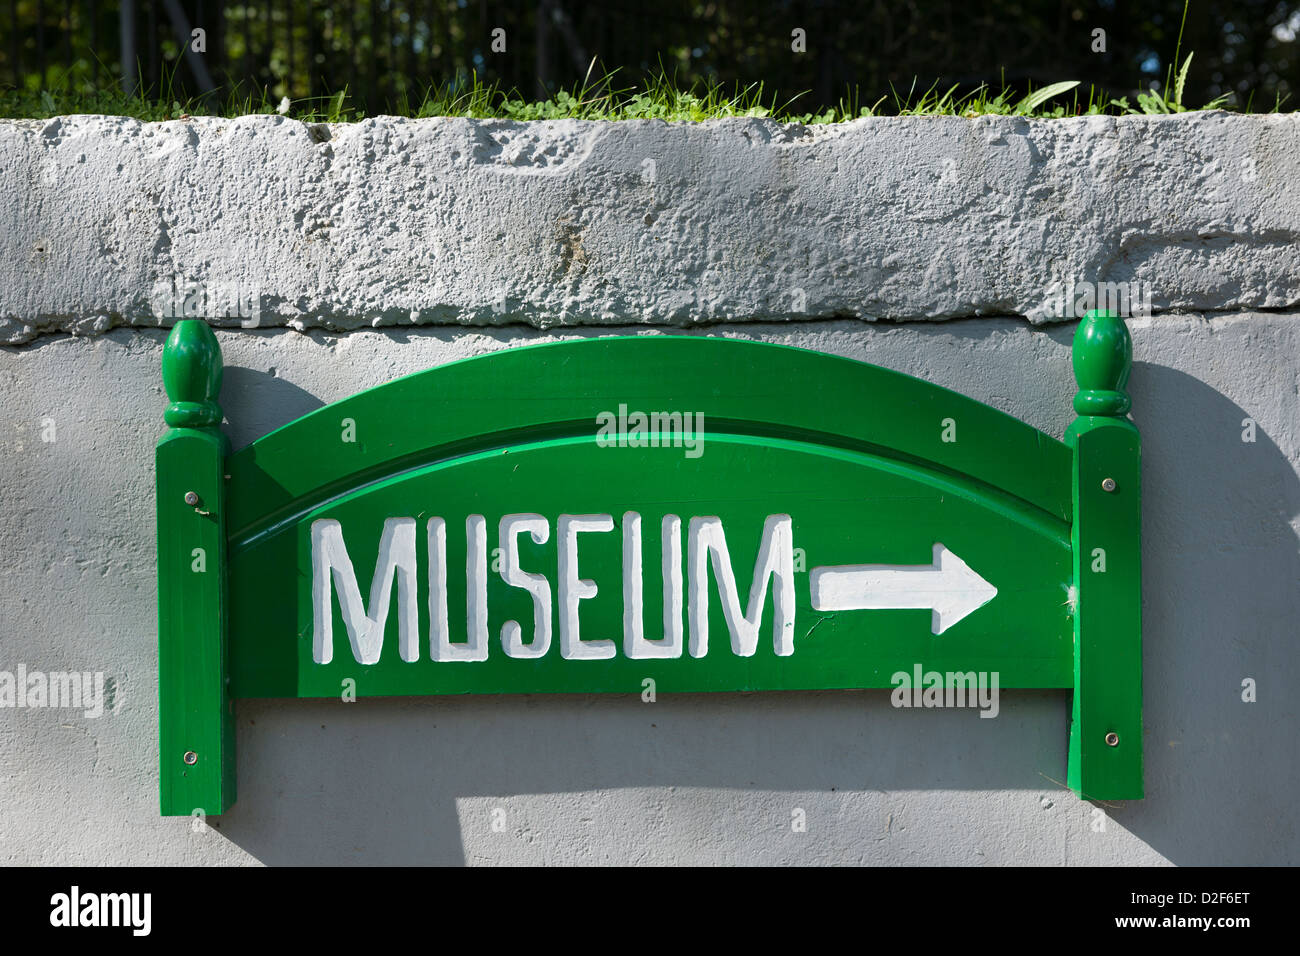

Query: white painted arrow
(809, 543), (997, 635)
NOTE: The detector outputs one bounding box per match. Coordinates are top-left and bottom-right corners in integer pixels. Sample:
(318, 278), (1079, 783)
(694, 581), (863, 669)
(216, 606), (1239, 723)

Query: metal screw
(1101, 478), (1117, 493)
(184, 491), (200, 506)
(183, 751), (198, 765)
(1104, 732), (1119, 747)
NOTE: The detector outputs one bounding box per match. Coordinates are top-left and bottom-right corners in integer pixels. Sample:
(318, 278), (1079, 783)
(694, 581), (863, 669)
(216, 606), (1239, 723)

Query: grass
(3, 1), (1288, 123)
(0, 66), (1286, 124)
(15, 0), (1289, 124)
(1, 2), (1289, 127)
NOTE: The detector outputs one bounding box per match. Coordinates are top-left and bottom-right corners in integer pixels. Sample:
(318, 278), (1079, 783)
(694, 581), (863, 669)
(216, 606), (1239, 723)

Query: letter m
(1096, 281), (1128, 316)
(48, 672), (82, 709)
(100, 893), (130, 927)
(688, 515), (796, 658)
(311, 518), (418, 665)
(949, 671), (976, 708)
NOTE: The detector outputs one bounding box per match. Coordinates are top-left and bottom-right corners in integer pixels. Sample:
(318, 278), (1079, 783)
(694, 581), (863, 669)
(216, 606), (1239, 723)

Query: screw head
(184, 491), (200, 506)
(183, 751), (198, 765)
(1101, 478), (1117, 493)
(1104, 732), (1120, 747)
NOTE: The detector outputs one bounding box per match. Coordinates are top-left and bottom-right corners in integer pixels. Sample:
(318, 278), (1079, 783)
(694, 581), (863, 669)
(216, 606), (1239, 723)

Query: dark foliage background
(1, 1), (1297, 113)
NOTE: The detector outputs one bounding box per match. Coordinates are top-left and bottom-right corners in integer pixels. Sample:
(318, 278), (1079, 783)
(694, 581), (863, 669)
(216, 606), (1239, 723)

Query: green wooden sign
(157, 314), (1142, 815)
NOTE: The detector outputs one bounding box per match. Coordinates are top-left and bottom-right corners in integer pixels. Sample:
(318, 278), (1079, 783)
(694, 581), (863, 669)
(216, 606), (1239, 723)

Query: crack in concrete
(4, 305), (1299, 349)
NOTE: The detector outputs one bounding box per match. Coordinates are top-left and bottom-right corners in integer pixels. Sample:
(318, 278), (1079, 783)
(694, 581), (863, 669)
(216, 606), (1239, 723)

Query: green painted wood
(1066, 310), (1144, 801)
(156, 323), (1145, 814)
(157, 321), (235, 817)
(229, 434), (1073, 698)
(223, 337), (1075, 700)
(225, 337), (1073, 546)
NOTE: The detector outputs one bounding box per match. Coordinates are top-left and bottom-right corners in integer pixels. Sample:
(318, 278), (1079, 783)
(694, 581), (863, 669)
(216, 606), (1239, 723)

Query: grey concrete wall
(0, 114), (1297, 865)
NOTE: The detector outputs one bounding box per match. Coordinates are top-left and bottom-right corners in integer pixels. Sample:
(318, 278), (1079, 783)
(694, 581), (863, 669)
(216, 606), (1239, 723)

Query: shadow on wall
(220, 365), (325, 451)
(1117, 362), (1299, 865)
(201, 352), (1297, 865)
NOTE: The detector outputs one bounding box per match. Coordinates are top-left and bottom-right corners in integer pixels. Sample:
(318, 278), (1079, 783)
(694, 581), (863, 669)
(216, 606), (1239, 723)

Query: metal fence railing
(2, 1), (668, 113)
(2, 2), (1296, 117)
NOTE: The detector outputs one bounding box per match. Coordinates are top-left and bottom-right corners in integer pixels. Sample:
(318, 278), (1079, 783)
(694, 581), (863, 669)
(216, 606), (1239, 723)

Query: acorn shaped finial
(1071, 309), (1132, 417)
(162, 320), (223, 428)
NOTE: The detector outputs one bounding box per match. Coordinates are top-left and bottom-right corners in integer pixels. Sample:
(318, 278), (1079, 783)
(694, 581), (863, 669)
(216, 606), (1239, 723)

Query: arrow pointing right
(809, 542), (998, 635)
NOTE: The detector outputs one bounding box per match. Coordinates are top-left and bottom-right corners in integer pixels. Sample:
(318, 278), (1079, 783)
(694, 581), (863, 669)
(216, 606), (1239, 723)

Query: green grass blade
(1173, 52), (1193, 110)
(1015, 80), (1081, 115)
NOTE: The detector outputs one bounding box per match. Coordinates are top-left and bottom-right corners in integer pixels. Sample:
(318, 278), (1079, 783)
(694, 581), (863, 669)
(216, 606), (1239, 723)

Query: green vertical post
(1066, 309), (1143, 800)
(157, 320), (236, 816)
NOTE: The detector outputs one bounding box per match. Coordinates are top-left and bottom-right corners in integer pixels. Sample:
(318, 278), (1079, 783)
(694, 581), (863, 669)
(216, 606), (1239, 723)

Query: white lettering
(687, 514), (796, 658)
(558, 514), (616, 660)
(499, 514), (553, 659)
(311, 518), (418, 665)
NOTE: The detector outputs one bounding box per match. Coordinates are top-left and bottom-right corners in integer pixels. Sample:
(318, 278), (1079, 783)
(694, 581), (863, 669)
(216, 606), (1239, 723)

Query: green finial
(162, 320), (224, 428)
(1072, 309), (1132, 417)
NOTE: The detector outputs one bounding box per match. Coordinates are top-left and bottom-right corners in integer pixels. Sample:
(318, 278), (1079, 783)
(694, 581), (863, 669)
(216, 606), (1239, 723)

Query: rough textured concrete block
(2, 112), (1298, 344)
